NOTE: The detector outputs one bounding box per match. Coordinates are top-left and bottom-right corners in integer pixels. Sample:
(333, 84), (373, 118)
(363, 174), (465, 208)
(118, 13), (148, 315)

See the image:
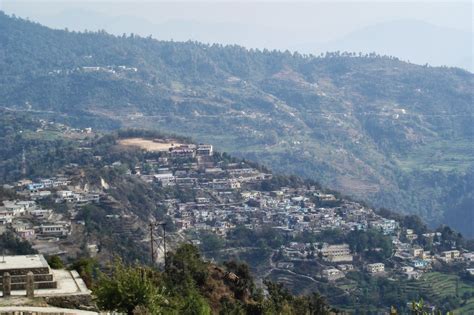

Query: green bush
(47, 255), (64, 269)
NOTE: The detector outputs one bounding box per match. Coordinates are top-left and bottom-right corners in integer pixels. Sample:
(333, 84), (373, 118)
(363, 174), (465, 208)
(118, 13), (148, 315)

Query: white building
(322, 268), (345, 281)
(154, 173), (176, 186)
(211, 179), (241, 190)
(196, 144), (213, 156)
(170, 146), (196, 158)
(39, 223), (71, 236)
(440, 250), (461, 263)
(29, 209), (53, 220)
(366, 263), (385, 274)
(56, 190), (75, 202)
(2, 201), (26, 216)
(321, 244), (353, 262)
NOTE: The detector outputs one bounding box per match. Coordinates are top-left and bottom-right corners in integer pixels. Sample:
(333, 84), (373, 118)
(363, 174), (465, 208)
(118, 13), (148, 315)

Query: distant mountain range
(0, 12), (473, 237)
(14, 9), (474, 72)
(293, 19), (473, 72)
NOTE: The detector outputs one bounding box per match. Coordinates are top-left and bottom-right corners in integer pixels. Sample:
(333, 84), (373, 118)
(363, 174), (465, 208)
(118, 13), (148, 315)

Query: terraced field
(267, 269), (321, 295)
(402, 273), (452, 298)
(454, 297), (474, 314)
(267, 269), (474, 312)
(399, 272), (474, 312)
(266, 269), (373, 312)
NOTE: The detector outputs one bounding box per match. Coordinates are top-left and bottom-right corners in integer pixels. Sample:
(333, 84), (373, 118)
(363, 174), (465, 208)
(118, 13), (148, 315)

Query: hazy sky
(3, 1), (472, 35)
(1, 1), (473, 69)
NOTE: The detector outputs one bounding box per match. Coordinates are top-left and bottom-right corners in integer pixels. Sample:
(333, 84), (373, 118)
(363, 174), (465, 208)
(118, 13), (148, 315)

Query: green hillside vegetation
(91, 245), (474, 314)
(0, 12), (473, 236)
(93, 244), (335, 315)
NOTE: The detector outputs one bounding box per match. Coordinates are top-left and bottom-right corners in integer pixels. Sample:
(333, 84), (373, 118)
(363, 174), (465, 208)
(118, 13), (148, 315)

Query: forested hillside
(0, 12), (472, 236)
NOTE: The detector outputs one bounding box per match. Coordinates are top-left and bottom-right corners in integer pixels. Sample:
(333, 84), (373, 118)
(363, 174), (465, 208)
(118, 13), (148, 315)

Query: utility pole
(149, 221), (167, 268)
(149, 222), (155, 265)
(158, 222), (167, 268)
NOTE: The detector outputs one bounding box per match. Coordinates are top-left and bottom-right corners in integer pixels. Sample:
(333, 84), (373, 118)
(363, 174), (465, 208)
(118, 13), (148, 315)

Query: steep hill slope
(0, 12), (473, 236)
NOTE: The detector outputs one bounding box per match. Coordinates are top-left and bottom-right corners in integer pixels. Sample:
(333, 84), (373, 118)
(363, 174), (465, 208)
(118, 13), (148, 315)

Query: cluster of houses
(0, 174), (106, 255)
(32, 119), (93, 136)
(275, 223), (474, 282)
(2, 138), (473, 286)
(0, 198), (71, 242)
(11, 177), (103, 205)
(48, 65), (138, 76)
(118, 144), (474, 283)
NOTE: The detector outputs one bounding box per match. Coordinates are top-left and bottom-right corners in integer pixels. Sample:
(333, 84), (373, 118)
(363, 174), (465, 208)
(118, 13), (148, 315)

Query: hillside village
(1, 131), (473, 301)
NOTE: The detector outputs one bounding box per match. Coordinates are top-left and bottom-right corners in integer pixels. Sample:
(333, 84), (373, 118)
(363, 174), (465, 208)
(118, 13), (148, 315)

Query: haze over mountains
(3, 2), (473, 72)
(0, 12), (473, 237)
(292, 19), (473, 72)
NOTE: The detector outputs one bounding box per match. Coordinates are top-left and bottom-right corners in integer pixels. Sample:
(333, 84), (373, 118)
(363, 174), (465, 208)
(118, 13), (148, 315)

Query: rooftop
(0, 255), (49, 271)
(1, 270), (91, 297)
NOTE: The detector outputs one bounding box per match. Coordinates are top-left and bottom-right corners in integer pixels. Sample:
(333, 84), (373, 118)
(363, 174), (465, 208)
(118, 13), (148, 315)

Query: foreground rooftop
(0, 255), (48, 272)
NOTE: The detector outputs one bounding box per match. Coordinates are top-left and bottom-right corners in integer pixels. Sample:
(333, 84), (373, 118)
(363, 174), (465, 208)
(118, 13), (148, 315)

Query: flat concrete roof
(0, 255), (49, 271)
(1, 269), (91, 297)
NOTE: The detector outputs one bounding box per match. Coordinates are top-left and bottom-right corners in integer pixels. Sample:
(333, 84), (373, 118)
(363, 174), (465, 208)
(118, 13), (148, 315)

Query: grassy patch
(397, 139), (474, 172)
(22, 130), (63, 141)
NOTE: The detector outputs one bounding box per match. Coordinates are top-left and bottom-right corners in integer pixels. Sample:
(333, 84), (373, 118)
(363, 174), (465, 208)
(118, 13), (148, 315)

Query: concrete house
(366, 263), (385, 274)
(322, 268), (345, 281)
(196, 144), (213, 156)
(321, 244), (353, 262)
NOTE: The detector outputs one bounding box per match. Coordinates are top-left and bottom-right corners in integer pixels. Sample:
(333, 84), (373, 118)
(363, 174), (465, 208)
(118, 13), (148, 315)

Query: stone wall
(45, 294), (97, 312)
(4, 281), (57, 291)
(0, 274), (54, 284)
(0, 267), (50, 276)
